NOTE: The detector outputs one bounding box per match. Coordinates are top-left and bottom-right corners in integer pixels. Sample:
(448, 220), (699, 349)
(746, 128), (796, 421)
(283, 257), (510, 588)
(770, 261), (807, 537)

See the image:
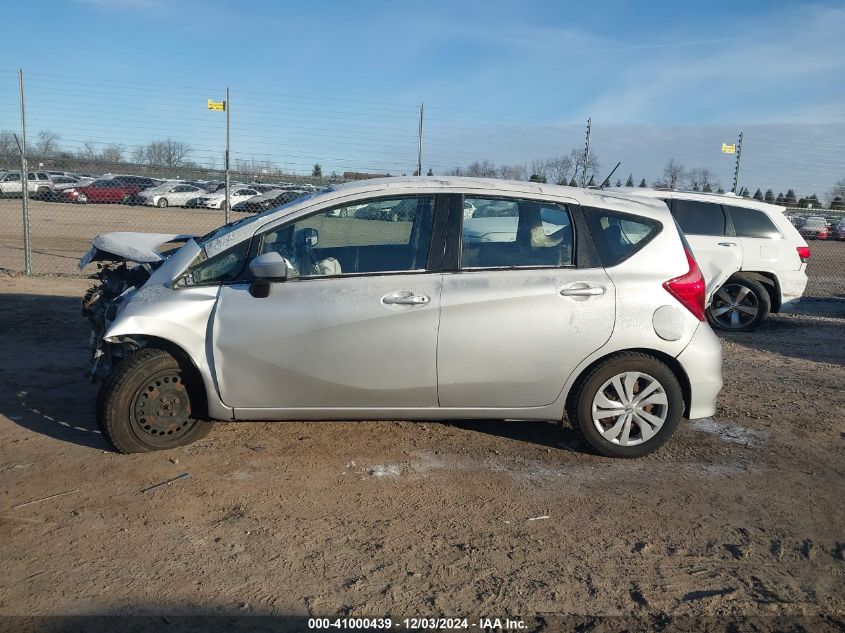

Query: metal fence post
(224, 85), (230, 225)
(18, 69), (32, 276)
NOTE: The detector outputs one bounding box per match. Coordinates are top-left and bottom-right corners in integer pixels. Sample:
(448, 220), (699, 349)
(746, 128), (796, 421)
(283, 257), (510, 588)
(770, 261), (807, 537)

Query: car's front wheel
(76, 193), (88, 204)
(97, 348), (213, 453)
(567, 353), (684, 458)
(706, 276), (770, 332)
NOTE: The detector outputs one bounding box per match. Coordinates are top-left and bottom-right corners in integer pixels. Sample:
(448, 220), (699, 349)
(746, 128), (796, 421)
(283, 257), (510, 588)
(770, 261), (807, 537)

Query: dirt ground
(0, 275), (843, 631)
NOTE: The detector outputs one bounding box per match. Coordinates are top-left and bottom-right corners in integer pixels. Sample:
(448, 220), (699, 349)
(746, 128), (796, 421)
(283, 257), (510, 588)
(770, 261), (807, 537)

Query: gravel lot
(0, 274), (842, 631)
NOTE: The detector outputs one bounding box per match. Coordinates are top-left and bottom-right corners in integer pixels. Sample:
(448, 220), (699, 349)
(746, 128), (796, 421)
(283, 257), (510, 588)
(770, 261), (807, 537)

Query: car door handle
(382, 291), (430, 306)
(560, 285), (605, 297)
(718, 242), (737, 247)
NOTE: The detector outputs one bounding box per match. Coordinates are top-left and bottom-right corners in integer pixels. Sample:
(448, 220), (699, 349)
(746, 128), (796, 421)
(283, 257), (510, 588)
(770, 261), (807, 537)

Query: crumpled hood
(79, 231), (193, 268)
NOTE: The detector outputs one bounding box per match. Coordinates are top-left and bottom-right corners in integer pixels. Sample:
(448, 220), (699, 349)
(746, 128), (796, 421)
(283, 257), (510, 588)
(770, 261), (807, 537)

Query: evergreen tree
(638, 178), (647, 187)
(426, 168), (433, 176)
(625, 174), (634, 187)
(569, 177), (578, 187)
(717, 187), (725, 194)
(615, 179), (622, 187)
(808, 194), (820, 209)
(764, 189), (775, 203)
(830, 196), (844, 210)
(529, 174), (547, 183)
(753, 188), (764, 201)
(312, 163), (322, 178)
(784, 189), (798, 205)
(776, 192), (785, 204)
(797, 197), (808, 209)
(740, 186), (750, 198)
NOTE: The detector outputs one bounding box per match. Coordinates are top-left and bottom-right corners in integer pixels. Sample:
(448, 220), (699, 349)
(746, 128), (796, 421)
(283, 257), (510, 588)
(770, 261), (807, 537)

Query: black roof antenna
(598, 161), (621, 189)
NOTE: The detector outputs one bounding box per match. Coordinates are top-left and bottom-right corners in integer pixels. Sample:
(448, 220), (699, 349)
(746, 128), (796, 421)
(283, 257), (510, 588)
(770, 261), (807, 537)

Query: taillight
(663, 248), (706, 321)
(796, 246), (810, 262)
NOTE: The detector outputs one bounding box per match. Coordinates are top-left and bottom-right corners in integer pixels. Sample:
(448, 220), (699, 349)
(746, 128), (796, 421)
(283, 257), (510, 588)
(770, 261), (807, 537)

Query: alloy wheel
(709, 283), (759, 329)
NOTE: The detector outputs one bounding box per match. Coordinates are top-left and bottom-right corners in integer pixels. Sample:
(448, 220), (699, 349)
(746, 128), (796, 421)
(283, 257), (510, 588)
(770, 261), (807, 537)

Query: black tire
(706, 275), (771, 333)
(157, 197), (168, 208)
(566, 352), (684, 458)
(97, 348), (213, 453)
(76, 193), (88, 204)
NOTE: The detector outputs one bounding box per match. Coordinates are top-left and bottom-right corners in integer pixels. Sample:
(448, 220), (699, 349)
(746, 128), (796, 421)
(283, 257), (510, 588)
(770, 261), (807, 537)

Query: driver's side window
(257, 195), (435, 278)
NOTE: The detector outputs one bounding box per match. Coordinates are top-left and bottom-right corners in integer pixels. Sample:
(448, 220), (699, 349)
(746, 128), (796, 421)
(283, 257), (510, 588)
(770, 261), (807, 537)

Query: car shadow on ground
(721, 311), (845, 367)
(440, 419), (593, 454)
(0, 291), (109, 451)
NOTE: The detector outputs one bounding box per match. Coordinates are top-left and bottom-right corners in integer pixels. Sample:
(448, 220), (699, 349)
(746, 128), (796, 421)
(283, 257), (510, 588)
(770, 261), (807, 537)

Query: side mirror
(249, 251), (288, 281)
(249, 252), (288, 298)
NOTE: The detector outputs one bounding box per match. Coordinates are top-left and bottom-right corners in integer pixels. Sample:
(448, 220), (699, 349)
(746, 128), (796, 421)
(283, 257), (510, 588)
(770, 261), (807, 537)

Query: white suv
(0, 170), (54, 198)
(611, 188), (809, 332)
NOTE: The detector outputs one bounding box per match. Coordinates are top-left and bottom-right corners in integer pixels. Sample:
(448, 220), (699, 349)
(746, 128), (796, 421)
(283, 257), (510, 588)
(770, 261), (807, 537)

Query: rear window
(584, 208), (662, 267)
(727, 205), (781, 239)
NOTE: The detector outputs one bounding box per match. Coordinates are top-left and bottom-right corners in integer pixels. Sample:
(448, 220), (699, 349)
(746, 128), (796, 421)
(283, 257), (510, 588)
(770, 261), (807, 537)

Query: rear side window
(461, 197), (573, 268)
(584, 208), (662, 267)
(727, 206), (781, 239)
(671, 199), (726, 236)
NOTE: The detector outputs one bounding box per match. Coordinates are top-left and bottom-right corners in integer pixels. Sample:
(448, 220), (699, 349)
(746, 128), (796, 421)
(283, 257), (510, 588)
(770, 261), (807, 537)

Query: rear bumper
(778, 268), (808, 310)
(676, 323), (723, 419)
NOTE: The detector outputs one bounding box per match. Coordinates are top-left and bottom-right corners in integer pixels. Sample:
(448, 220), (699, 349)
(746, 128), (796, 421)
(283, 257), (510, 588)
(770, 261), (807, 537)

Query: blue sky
(1, 0), (843, 196)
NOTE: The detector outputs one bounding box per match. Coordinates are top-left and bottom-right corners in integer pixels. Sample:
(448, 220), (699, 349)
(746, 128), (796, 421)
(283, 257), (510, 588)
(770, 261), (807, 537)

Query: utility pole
(417, 101), (424, 177)
(731, 131), (743, 195)
(224, 85), (231, 224)
(581, 117), (592, 188)
(18, 69), (32, 276)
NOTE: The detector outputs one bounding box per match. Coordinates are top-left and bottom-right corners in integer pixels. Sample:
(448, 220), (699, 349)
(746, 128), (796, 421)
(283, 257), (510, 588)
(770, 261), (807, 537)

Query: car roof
(202, 176), (671, 257)
(605, 186), (790, 214)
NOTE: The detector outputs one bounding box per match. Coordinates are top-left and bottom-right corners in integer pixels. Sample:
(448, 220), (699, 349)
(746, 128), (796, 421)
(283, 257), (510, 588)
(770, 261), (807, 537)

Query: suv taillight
(663, 248), (706, 321)
(796, 246), (810, 262)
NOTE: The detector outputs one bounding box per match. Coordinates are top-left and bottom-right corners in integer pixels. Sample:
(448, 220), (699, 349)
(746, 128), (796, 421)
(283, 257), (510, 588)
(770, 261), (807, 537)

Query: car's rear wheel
(567, 353), (684, 458)
(98, 348), (213, 453)
(706, 276), (770, 332)
(76, 193), (88, 204)
(157, 197), (169, 208)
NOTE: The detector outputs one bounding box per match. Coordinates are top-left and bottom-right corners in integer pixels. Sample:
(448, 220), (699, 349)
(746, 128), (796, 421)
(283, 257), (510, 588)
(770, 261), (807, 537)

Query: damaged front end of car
(79, 232), (192, 380)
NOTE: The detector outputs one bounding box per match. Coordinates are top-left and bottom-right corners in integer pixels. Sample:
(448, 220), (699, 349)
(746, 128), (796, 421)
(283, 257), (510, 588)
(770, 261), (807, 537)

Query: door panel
(213, 274), (442, 410)
(437, 268), (615, 408)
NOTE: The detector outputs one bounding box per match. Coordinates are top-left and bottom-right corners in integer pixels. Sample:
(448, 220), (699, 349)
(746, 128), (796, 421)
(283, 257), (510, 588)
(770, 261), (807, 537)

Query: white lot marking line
(16, 399), (101, 434)
(12, 488), (80, 509)
(527, 515), (550, 521)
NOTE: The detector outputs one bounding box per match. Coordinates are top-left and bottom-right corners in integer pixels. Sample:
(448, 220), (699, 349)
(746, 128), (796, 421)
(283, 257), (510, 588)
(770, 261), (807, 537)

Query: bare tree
(529, 158), (548, 182)
(78, 140), (98, 160)
(661, 158), (686, 189)
(100, 143), (125, 164)
(497, 163), (526, 181)
(545, 155), (576, 185)
(466, 160), (497, 178)
(569, 148), (600, 185)
(36, 130), (61, 157)
(131, 145), (147, 165)
(687, 167), (719, 192)
(0, 130), (17, 162)
(145, 138), (192, 168)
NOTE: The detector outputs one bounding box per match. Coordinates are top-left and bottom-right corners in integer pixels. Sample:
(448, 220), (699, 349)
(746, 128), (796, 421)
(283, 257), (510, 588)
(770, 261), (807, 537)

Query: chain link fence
(0, 68), (843, 302)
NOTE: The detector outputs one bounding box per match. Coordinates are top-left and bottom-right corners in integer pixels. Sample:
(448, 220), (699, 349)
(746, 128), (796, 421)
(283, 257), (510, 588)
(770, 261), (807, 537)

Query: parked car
(79, 176), (722, 458)
(43, 175), (95, 201)
(799, 216), (829, 240)
(611, 188), (810, 332)
(61, 179), (149, 204)
(353, 197), (421, 221)
(231, 189), (310, 213)
(831, 219), (845, 241)
(192, 186), (261, 210)
(134, 182), (207, 208)
(109, 175), (162, 190)
(0, 170), (54, 198)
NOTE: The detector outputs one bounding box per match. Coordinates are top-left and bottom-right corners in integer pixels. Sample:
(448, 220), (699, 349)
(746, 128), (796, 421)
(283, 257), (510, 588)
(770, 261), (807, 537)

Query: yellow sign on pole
(207, 99), (226, 111)
(721, 143), (736, 154)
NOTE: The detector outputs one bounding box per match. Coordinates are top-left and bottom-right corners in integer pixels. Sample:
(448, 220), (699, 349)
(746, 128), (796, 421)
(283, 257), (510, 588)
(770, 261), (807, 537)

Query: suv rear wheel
(707, 276), (770, 332)
(98, 348), (213, 453)
(567, 353), (684, 458)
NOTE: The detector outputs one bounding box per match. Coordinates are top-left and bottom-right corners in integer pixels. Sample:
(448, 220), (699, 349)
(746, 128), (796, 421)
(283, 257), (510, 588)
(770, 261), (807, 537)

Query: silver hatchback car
(81, 177), (722, 457)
